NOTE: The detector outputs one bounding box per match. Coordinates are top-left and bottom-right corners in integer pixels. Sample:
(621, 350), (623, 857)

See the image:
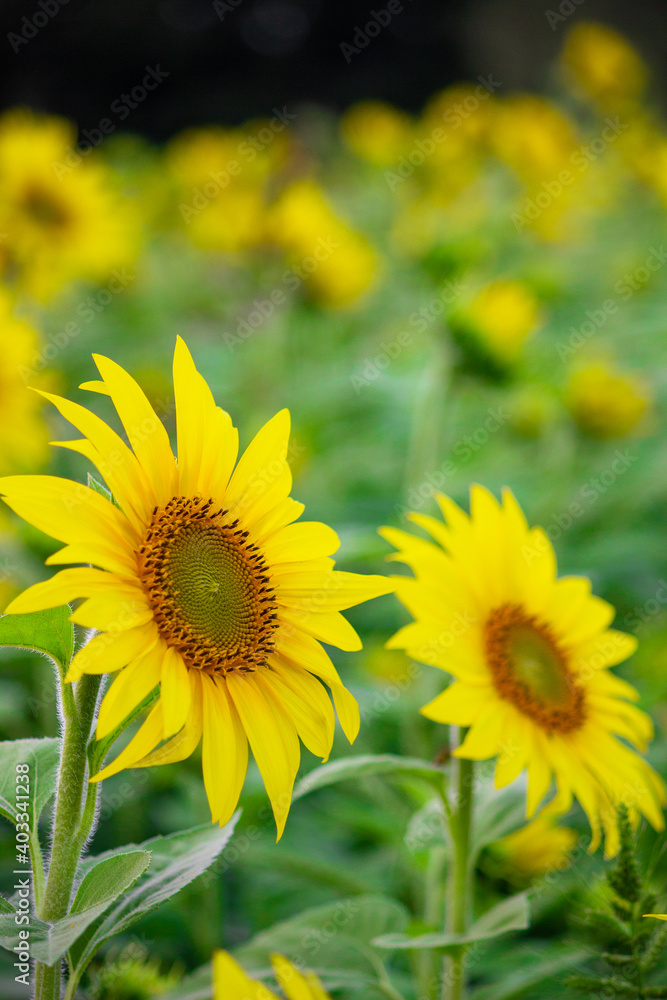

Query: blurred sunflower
(0, 288), (50, 472)
(490, 801), (578, 881)
(267, 179), (379, 308)
(0, 338), (392, 836)
(214, 951), (330, 999)
(381, 486), (666, 857)
(0, 110), (137, 299)
(562, 22), (647, 109)
(341, 100), (413, 167)
(565, 361), (651, 438)
(451, 278), (542, 370)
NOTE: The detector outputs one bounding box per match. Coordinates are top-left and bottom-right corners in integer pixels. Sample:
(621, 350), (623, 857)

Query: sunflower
(214, 951), (330, 1000)
(381, 486), (665, 857)
(0, 109), (137, 299)
(0, 338), (391, 836)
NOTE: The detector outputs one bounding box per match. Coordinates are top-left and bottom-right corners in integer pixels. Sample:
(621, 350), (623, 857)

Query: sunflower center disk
(138, 497), (278, 674)
(484, 603), (586, 733)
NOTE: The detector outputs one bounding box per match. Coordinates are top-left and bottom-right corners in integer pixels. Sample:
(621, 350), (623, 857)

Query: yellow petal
(91, 702), (163, 782)
(36, 388), (154, 528)
(5, 567), (117, 616)
(135, 670), (203, 768)
(46, 541), (138, 579)
(201, 674), (248, 826)
(251, 496), (305, 543)
(67, 622), (158, 681)
(173, 337), (238, 499)
(271, 953), (317, 1000)
(160, 646), (192, 739)
(262, 521), (340, 564)
(69, 590), (153, 631)
(272, 630), (360, 743)
(225, 409), (292, 526)
(454, 702), (510, 760)
(420, 682), (493, 726)
(226, 671), (299, 839)
(0, 475), (137, 550)
(92, 353), (177, 506)
(278, 607), (362, 652)
(212, 951), (278, 1000)
(276, 570), (393, 612)
(263, 666), (334, 760)
(96, 644), (163, 738)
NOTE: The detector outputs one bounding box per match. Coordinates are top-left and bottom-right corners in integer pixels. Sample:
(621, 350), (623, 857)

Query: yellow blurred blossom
(0, 109), (138, 300)
(341, 100), (413, 166)
(491, 808), (578, 880)
(453, 279), (541, 366)
(0, 289), (49, 472)
(491, 96), (578, 184)
(167, 121), (290, 253)
(566, 362), (651, 438)
(562, 22), (647, 109)
(267, 179), (379, 308)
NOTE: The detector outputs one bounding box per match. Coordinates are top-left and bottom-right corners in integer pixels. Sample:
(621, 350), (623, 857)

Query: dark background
(0, 0), (665, 141)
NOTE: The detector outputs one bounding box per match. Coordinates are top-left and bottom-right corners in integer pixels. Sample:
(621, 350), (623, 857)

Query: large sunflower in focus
(0, 339), (392, 835)
(381, 486), (665, 856)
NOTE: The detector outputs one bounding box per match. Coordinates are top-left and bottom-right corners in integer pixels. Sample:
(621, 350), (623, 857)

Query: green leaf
(0, 913), (49, 953)
(0, 737), (60, 826)
(0, 605), (74, 674)
(232, 894), (410, 990)
(68, 816), (239, 977)
(0, 897), (14, 915)
(374, 892), (530, 951)
(70, 851), (151, 915)
(471, 777), (528, 859)
(86, 472), (112, 503)
(293, 754), (446, 801)
(469, 945), (591, 1000)
(0, 852), (151, 966)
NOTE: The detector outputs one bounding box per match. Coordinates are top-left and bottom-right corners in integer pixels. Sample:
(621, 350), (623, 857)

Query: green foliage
(566, 805), (667, 998)
(374, 892), (530, 951)
(0, 605), (74, 676)
(0, 736), (60, 826)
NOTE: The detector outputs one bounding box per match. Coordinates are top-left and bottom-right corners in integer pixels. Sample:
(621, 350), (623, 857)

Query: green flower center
(484, 604), (586, 733)
(138, 497), (278, 674)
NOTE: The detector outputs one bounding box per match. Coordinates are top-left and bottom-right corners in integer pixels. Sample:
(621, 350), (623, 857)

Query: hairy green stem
(34, 673), (102, 1000)
(442, 729), (474, 1000)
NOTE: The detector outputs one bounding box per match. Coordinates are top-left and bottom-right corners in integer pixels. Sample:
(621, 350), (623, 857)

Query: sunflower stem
(34, 672), (102, 1000)
(442, 728), (474, 1000)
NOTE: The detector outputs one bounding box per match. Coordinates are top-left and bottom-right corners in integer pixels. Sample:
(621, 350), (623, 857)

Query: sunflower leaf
(470, 777), (528, 859)
(374, 892), (530, 951)
(0, 850), (152, 966)
(67, 815), (240, 978)
(0, 605), (74, 674)
(293, 753), (446, 800)
(0, 737), (60, 827)
(0, 896), (14, 915)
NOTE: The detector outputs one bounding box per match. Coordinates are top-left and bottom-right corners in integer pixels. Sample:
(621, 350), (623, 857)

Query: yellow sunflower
(0, 109), (137, 299)
(381, 486), (665, 857)
(0, 338), (391, 836)
(214, 951), (330, 1000)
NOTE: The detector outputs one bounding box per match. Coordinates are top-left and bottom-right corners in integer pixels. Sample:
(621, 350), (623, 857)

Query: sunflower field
(0, 18), (666, 1000)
